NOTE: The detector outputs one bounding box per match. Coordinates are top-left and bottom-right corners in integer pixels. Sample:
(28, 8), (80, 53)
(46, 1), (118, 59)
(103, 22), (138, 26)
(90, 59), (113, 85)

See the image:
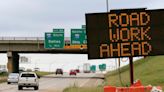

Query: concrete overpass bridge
(0, 37), (87, 73)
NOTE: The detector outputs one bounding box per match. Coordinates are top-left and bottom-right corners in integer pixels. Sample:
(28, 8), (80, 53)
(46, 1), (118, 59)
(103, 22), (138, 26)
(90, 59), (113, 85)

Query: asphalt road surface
(0, 73), (104, 92)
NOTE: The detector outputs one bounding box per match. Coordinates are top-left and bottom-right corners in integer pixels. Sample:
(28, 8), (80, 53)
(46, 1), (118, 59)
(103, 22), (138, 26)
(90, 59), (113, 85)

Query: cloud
(0, 0), (105, 37)
(0, 0), (163, 37)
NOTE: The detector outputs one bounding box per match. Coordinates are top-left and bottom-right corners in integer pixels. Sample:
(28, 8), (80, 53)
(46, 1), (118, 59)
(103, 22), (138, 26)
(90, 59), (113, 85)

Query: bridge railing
(0, 37), (44, 40)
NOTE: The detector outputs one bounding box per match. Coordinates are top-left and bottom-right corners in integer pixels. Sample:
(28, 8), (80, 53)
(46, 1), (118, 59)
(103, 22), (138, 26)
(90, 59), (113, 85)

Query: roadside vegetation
(63, 86), (103, 92)
(0, 72), (8, 83)
(64, 56), (164, 92)
(105, 56), (164, 88)
(0, 72), (8, 77)
(35, 71), (53, 77)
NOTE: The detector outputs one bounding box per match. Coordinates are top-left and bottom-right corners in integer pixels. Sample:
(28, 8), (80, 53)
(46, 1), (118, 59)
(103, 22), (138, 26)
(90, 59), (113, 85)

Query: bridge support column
(7, 51), (19, 73)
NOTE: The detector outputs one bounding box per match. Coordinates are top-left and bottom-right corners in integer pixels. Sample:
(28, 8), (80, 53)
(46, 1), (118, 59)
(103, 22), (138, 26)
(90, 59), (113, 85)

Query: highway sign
(71, 29), (87, 45)
(99, 65), (103, 71)
(82, 25), (86, 29)
(99, 64), (106, 71)
(90, 65), (96, 72)
(81, 25), (87, 44)
(102, 64), (106, 70)
(86, 8), (164, 59)
(53, 29), (64, 33)
(44, 31), (64, 49)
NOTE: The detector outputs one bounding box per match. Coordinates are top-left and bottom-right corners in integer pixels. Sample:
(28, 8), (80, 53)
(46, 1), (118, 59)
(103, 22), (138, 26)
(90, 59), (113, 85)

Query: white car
(7, 73), (19, 84)
(18, 72), (39, 90)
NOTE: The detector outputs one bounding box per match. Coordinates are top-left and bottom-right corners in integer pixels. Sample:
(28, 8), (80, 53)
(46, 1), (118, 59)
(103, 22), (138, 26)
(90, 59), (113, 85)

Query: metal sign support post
(129, 57), (134, 85)
(118, 58), (120, 67)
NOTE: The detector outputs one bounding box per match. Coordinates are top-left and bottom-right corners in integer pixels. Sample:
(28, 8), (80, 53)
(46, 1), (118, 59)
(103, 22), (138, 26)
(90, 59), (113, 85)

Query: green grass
(0, 72), (8, 77)
(35, 71), (53, 77)
(63, 86), (103, 92)
(63, 56), (164, 92)
(0, 73), (8, 83)
(105, 56), (164, 88)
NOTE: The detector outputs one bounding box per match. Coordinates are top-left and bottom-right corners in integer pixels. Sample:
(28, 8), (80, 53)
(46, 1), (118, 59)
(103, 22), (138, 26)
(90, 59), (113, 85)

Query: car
(69, 70), (76, 76)
(18, 72), (39, 90)
(55, 69), (63, 75)
(7, 73), (19, 84)
(75, 69), (80, 73)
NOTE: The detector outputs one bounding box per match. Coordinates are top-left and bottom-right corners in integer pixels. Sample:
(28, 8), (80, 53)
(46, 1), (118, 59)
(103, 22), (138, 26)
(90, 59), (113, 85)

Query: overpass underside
(0, 40), (87, 73)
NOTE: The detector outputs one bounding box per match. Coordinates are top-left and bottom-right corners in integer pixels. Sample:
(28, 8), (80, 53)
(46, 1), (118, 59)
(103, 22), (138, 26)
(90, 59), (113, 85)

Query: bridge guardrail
(0, 37), (44, 40)
(0, 37), (70, 41)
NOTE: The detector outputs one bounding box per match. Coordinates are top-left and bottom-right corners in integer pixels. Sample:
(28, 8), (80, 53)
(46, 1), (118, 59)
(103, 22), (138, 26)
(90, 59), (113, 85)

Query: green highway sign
(102, 64), (106, 70)
(44, 31), (64, 49)
(99, 65), (102, 71)
(53, 29), (64, 33)
(84, 29), (87, 44)
(99, 64), (106, 71)
(71, 29), (87, 45)
(81, 25), (87, 44)
(90, 65), (96, 72)
(81, 25), (86, 29)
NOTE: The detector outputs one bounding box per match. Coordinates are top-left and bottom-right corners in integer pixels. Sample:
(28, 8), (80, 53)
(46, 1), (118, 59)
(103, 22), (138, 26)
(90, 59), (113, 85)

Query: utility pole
(106, 0), (109, 12)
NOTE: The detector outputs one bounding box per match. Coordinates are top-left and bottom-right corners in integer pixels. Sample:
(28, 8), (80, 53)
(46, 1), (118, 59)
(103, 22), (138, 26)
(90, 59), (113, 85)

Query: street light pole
(106, 0), (109, 12)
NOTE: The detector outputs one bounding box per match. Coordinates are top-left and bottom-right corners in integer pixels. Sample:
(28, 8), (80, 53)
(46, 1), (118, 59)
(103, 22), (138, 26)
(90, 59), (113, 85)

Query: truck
(83, 63), (91, 73)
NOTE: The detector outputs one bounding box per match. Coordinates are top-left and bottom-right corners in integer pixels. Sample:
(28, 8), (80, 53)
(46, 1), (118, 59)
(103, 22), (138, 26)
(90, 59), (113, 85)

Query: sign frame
(86, 8), (164, 59)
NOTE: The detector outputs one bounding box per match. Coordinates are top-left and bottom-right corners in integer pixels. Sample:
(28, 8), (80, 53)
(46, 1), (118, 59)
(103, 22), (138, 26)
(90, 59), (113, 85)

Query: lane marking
(79, 78), (90, 87)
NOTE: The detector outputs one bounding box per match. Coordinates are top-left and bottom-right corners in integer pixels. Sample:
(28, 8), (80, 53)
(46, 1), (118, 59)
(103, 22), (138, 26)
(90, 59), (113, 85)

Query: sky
(0, 0), (163, 72)
(0, 0), (163, 37)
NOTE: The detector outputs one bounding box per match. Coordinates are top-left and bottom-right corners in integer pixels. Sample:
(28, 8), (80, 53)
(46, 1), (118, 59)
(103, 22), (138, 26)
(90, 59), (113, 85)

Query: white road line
(94, 79), (99, 86)
(79, 78), (91, 87)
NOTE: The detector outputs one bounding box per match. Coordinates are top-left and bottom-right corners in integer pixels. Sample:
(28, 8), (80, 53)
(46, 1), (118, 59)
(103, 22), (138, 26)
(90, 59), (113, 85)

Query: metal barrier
(0, 37), (70, 41)
(0, 37), (44, 40)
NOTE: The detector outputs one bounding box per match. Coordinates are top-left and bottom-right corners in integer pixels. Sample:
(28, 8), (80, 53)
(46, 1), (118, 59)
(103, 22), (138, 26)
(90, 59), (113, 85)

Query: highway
(0, 73), (104, 92)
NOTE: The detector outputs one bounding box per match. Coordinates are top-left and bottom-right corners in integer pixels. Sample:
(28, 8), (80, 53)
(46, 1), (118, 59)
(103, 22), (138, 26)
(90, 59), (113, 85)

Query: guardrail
(0, 37), (44, 40)
(0, 37), (70, 41)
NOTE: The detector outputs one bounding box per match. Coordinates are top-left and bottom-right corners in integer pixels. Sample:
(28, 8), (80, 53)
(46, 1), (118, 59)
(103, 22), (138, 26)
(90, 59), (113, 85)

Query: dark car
(55, 69), (63, 75)
(69, 70), (76, 76)
(75, 69), (80, 73)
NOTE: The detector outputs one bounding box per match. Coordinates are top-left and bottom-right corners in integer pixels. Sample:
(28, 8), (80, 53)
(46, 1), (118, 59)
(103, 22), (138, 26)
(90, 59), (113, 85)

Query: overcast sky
(0, 0), (163, 37)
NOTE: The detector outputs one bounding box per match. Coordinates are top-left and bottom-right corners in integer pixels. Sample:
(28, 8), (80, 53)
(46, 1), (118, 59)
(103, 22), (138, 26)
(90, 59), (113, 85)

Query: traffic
(0, 63), (105, 91)
(0, 73), (103, 92)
